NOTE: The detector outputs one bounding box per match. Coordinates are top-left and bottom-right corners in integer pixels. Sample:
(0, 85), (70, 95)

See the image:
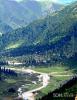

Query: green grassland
(32, 65), (75, 73)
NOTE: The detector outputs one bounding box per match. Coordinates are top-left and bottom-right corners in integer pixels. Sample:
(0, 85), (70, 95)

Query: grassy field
(32, 65), (75, 74)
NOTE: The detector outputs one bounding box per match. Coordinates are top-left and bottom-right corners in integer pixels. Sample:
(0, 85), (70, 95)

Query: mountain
(39, 1), (63, 15)
(0, 0), (63, 29)
(0, 0), (37, 29)
(20, 0), (63, 16)
(0, 20), (13, 35)
(20, 0), (42, 17)
(0, 1), (77, 58)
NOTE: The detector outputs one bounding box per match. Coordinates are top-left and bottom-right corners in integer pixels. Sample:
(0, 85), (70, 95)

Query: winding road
(9, 68), (50, 100)
(8, 67), (73, 100)
(21, 73), (50, 100)
(19, 69), (50, 100)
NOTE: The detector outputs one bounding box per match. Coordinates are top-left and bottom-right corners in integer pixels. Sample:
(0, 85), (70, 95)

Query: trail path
(9, 68), (50, 100)
(8, 67), (73, 100)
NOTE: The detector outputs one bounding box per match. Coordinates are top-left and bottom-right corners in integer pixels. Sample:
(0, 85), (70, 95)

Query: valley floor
(6, 65), (77, 100)
(0, 65), (77, 100)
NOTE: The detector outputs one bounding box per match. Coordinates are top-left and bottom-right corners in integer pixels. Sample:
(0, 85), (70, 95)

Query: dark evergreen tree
(0, 66), (1, 80)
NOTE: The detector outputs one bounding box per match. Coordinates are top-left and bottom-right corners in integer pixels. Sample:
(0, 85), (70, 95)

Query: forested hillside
(0, 1), (77, 59)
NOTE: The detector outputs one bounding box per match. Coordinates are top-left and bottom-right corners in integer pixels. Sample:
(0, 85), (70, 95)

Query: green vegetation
(64, 83), (77, 94)
(0, 68), (41, 99)
(0, 1), (77, 100)
(33, 64), (76, 75)
(5, 40), (24, 50)
(0, 63), (76, 100)
(5, 79), (17, 84)
(32, 65), (68, 73)
(0, 1), (77, 60)
(32, 65), (76, 99)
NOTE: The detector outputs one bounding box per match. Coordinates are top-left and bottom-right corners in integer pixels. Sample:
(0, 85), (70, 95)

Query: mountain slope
(0, 20), (13, 35)
(0, 1), (77, 58)
(20, 0), (42, 17)
(0, 0), (62, 29)
(0, 0), (37, 29)
(20, 0), (63, 16)
(39, 1), (64, 15)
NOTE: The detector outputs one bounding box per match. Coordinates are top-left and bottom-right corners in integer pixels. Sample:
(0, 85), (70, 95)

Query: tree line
(0, 67), (17, 80)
